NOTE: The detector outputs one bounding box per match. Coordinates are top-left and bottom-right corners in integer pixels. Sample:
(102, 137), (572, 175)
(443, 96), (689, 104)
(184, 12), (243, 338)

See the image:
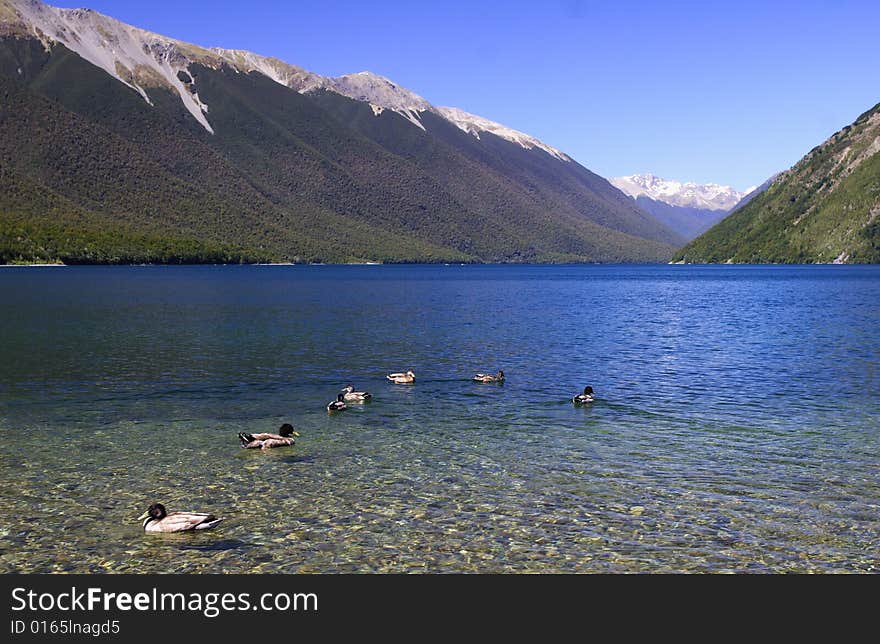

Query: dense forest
(0, 35), (680, 265)
(674, 102), (880, 264)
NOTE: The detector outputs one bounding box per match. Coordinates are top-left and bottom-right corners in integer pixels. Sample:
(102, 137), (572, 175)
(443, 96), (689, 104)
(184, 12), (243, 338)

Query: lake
(0, 264), (877, 573)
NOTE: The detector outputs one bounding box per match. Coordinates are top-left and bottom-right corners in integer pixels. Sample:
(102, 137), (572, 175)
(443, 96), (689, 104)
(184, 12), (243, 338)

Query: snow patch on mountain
(10, 0), (215, 132)
(5, 0), (572, 157)
(326, 71), (431, 130)
(437, 107), (569, 161)
(610, 173), (746, 211)
(206, 55), (431, 129)
(212, 48), (323, 92)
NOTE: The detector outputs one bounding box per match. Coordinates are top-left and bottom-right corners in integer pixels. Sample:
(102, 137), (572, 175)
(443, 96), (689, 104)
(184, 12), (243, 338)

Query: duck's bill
(136, 511), (149, 521)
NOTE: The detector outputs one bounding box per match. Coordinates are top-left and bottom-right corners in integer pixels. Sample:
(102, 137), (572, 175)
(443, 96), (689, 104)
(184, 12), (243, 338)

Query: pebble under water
(0, 264), (877, 573)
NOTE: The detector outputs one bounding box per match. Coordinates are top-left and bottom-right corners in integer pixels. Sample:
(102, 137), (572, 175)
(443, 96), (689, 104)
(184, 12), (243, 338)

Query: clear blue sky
(55, 0), (880, 191)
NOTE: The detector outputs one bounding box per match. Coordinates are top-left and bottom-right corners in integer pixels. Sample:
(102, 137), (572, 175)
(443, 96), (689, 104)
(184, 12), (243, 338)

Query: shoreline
(2, 260), (877, 268)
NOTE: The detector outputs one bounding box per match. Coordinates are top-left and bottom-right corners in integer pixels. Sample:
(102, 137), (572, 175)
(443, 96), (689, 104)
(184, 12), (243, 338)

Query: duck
(137, 502), (223, 533)
(340, 385), (372, 402)
(327, 392), (347, 412)
(572, 386), (595, 405)
(473, 370), (504, 383)
(386, 370), (415, 384)
(239, 423), (300, 449)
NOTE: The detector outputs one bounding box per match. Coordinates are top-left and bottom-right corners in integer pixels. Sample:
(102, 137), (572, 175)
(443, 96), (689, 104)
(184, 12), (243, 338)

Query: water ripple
(0, 265), (878, 573)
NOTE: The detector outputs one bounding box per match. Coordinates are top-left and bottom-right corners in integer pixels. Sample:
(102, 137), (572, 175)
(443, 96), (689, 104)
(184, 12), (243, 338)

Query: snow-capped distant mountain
(1, 0), (567, 158)
(609, 174), (750, 240)
(610, 174), (748, 211)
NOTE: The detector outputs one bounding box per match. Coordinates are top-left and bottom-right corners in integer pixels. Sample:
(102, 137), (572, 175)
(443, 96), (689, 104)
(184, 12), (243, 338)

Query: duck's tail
(196, 517), (224, 530)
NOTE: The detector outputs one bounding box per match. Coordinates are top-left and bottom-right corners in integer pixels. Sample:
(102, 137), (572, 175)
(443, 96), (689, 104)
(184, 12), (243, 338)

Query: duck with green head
(239, 423), (299, 449)
(327, 393), (347, 412)
(137, 503), (223, 533)
(572, 386), (595, 405)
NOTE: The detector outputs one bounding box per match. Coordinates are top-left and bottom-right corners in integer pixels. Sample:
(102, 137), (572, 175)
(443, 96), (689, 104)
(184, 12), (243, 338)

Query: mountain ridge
(0, 0), (571, 157)
(673, 103), (880, 264)
(0, 0), (681, 265)
(611, 174), (748, 211)
(610, 173), (748, 240)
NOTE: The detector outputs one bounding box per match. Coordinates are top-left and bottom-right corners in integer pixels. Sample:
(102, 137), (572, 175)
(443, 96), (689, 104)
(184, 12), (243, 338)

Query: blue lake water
(0, 264), (878, 572)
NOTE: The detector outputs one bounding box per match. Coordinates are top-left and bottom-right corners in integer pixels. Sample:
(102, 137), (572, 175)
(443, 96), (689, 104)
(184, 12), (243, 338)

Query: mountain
(673, 103), (880, 264)
(726, 173), (779, 213)
(0, 0), (682, 264)
(610, 174), (746, 211)
(610, 173), (748, 240)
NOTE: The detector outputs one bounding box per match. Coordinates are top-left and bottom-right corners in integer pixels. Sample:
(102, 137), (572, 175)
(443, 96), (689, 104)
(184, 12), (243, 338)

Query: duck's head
(337, 393), (346, 402)
(137, 502), (167, 522)
(279, 423), (298, 437)
(341, 385), (354, 393)
(584, 386), (594, 395)
(407, 370), (415, 377)
(498, 370), (504, 378)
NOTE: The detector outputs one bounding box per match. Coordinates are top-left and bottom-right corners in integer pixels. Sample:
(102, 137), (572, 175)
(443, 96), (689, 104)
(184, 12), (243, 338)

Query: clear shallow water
(0, 264), (877, 573)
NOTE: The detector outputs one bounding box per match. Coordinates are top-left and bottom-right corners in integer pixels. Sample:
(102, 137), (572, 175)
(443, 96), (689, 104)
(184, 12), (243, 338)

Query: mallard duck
(572, 386), (595, 405)
(327, 392), (347, 412)
(473, 370), (504, 383)
(341, 385), (372, 402)
(386, 370), (415, 384)
(239, 423), (300, 449)
(137, 502), (223, 533)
